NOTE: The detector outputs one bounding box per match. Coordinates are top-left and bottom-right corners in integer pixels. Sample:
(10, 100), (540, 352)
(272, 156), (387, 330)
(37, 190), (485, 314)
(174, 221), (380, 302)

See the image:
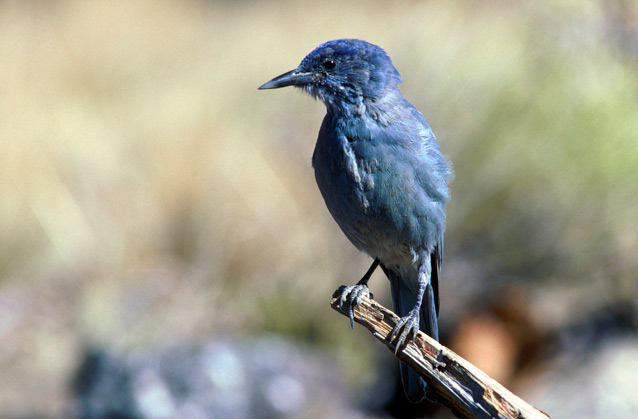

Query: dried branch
(330, 287), (550, 419)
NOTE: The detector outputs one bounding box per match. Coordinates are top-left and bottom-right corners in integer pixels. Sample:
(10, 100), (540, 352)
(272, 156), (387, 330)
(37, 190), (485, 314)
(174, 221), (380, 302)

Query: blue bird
(259, 39), (451, 403)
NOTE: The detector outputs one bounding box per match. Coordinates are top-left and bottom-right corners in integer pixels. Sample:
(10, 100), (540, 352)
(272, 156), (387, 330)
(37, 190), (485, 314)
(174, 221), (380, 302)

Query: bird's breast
(311, 112), (447, 267)
(313, 124), (373, 217)
(312, 118), (404, 261)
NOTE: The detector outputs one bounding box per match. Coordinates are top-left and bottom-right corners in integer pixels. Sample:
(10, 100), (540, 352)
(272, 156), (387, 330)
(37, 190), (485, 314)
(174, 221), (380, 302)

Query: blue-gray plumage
(259, 39), (451, 403)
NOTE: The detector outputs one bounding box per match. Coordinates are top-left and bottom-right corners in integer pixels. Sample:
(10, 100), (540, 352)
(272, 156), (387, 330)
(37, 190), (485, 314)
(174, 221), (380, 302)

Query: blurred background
(1, 0), (637, 418)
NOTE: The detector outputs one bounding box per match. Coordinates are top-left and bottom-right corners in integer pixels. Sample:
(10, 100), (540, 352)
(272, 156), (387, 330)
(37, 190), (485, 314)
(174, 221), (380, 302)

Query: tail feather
(388, 267), (439, 403)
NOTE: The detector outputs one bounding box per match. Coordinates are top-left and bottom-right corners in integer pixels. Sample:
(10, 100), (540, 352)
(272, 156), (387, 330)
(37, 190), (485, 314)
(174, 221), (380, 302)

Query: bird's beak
(258, 69), (314, 90)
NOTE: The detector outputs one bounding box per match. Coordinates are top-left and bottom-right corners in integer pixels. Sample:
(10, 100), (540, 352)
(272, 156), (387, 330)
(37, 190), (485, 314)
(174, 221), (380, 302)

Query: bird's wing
(406, 102), (448, 317)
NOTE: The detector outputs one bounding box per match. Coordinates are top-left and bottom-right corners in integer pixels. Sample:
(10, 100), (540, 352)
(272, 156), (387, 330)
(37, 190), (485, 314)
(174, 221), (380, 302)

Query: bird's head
(259, 39), (402, 109)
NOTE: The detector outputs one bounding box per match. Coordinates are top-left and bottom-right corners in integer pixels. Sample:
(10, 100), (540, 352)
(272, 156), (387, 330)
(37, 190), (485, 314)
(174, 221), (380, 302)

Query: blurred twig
(330, 287), (550, 419)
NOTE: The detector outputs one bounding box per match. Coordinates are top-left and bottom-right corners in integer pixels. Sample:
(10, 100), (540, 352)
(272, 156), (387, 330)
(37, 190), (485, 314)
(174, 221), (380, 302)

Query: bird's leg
(337, 258), (379, 328)
(389, 262), (433, 354)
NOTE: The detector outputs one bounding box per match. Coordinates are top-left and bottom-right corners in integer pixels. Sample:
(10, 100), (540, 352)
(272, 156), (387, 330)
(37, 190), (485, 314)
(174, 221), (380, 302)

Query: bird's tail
(388, 269), (439, 403)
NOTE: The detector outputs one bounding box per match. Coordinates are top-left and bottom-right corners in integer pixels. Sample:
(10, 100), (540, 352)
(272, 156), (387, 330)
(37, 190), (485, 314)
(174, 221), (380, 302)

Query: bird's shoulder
(341, 98), (439, 161)
(316, 97), (449, 185)
(349, 98), (451, 200)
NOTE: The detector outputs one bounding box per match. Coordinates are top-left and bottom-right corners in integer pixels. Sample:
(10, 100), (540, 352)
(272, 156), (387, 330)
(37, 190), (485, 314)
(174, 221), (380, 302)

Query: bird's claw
(336, 284), (370, 328)
(389, 310), (420, 354)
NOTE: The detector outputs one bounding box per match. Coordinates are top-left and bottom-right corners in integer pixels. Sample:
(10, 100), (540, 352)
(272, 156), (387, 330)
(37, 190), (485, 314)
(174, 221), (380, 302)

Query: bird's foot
(336, 284), (371, 329)
(389, 310), (420, 354)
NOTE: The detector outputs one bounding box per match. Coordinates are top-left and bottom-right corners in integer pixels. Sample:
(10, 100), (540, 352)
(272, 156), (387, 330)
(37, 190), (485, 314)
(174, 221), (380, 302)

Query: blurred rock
(520, 336), (638, 418)
(72, 336), (366, 419)
(517, 302), (638, 418)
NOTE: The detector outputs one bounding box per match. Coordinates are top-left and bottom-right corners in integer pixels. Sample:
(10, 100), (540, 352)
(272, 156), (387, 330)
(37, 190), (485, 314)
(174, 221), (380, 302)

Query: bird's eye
(321, 60), (336, 70)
